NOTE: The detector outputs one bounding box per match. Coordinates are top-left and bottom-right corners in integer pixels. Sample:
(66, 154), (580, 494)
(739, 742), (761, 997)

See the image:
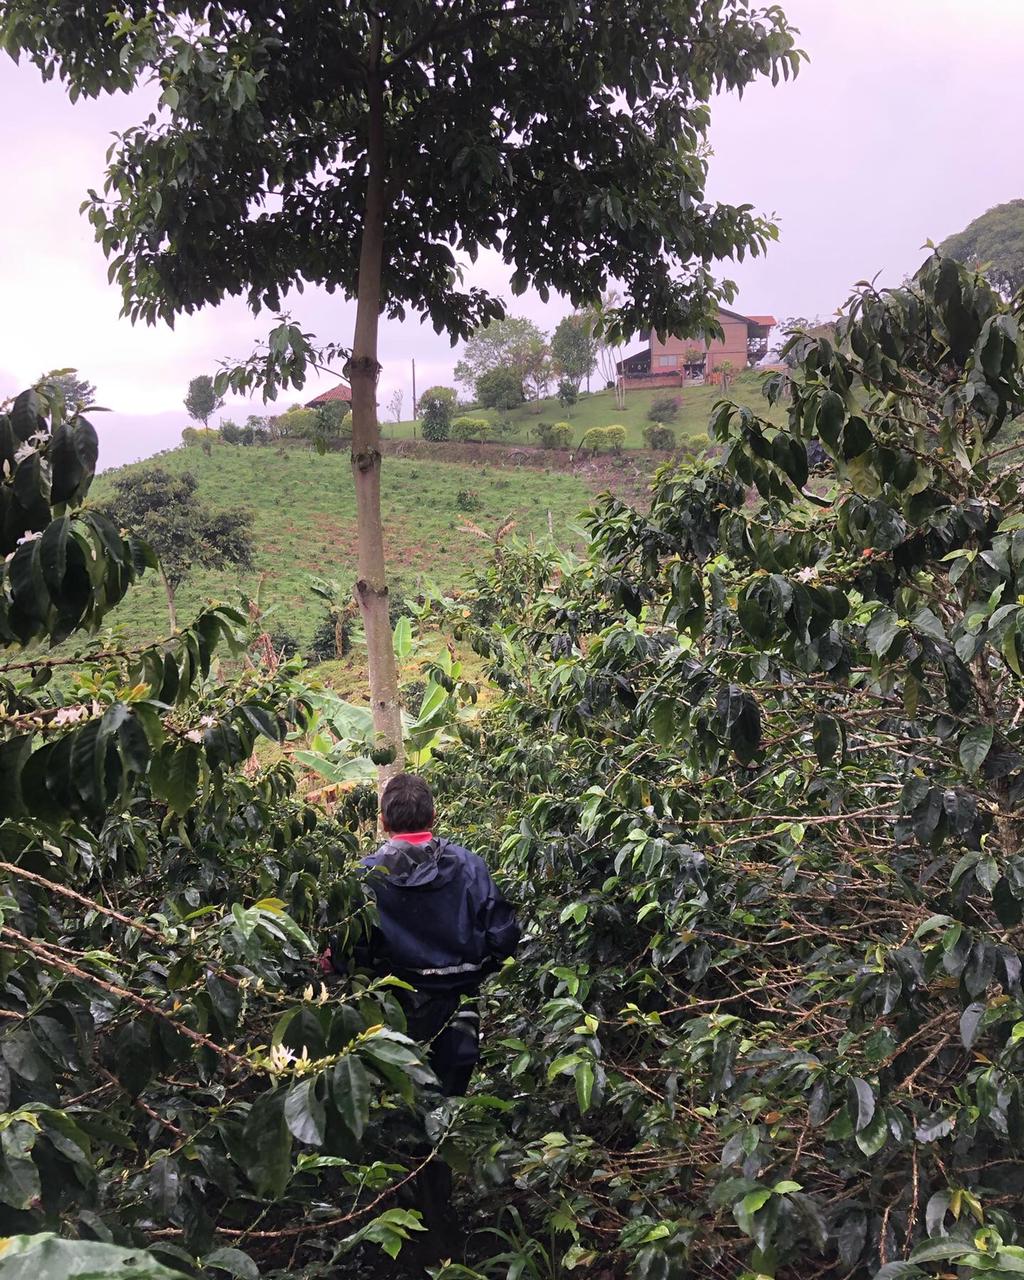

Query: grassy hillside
(381, 369), (782, 448)
(90, 444), (594, 645)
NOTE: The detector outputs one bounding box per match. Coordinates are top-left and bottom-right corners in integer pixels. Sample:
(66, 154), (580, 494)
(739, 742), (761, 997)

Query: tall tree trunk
(349, 14), (404, 785)
(160, 567), (178, 632)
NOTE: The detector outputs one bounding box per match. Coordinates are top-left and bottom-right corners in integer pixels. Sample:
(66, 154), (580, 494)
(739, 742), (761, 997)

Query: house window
(656, 355), (677, 368)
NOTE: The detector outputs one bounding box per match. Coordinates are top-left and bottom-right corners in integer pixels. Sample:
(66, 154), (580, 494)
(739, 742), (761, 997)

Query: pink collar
(390, 830), (433, 845)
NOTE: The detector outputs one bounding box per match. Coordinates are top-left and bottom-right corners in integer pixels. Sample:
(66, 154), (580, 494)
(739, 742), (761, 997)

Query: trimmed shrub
(451, 416), (493, 442)
(420, 389), (452, 441)
(648, 394), (681, 423)
(642, 423), (676, 450)
(182, 426), (217, 447)
(581, 424), (626, 454)
(535, 421), (573, 449)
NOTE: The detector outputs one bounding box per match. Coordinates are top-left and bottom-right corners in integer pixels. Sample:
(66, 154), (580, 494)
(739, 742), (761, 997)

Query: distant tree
(219, 419), (244, 444)
(584, 294), (627, 410)
(550, 314), (598, 394)
(100, 467), (254, 630)
(557, 378), (579, 415)
(718, 359), (736, 394)
(455, 317), (547, 392)
(476, 367), (525, 412)
(386, 388), (404, 425)
(312, 400), (352, 452)
(246, 413), (272, 438)
(775, 317), (838, 366)
(939, 199), (1024, 298)
(184, 375), (224, 430)
(523, 347), (553, 408)
(420, 388), (453, 441)
(6, 0), (802, 784)
(418, 386), (456, 411)
(36, 370), (97, 416)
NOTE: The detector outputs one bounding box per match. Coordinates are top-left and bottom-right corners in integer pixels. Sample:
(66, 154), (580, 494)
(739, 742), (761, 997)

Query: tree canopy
(940, 200), (1024, 300)
(1, 0), (804, 782)
(454, 316), (548, 396)
(100, 466), (255, 628)
(475, 366), (525, 412)
(1, 2), (801, 343)
(183, 375), (224, 429)
(35, 370), (97, 417)
(550, 314), (598, 394)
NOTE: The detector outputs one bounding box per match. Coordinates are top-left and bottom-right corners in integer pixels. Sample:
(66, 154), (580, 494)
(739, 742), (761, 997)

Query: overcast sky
(1, 0), (1020, 467)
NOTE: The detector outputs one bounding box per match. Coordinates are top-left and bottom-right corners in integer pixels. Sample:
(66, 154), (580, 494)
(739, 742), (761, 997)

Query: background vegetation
(90, 448), (593, 646)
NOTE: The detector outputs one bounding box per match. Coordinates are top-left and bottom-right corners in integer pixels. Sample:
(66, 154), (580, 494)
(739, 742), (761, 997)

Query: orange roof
(305, 382), (352, 406)
(747, 315), (777, 327)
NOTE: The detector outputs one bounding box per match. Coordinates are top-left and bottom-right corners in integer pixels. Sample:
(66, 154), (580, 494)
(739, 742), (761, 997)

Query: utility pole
(411, 358), (417, 438)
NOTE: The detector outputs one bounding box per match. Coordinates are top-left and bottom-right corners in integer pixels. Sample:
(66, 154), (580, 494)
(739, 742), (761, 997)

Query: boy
(326, 772), (520, 1096)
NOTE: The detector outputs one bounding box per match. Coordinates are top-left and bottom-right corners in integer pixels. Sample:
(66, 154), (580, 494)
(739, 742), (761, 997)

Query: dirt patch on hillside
(381, 437), (664, 503)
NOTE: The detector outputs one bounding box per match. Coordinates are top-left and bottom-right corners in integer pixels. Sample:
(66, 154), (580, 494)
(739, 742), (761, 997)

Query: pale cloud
(2, 0), (1021, 462)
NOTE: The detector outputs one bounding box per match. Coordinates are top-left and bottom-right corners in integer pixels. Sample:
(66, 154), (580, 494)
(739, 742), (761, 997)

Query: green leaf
(866, 608), (901, 658)
(741, 1188), (772, 1216)
(241, 1091), (292, 1198)
(284, 1077), (326, 1147)
(811, 712), (842, 765)
(650, 699), (675, 747)
(115, 1020), (153, 1095)
(149, 743), (201, 815)
(0, 1236), (191, 1280)
(914, 1111), (956, 1143)
(848, 1076), (875, 1132)
(331, 1055), (373, 1140)
(959, 724), (994, 774)
(149, 1156), (180, 1218)
(574, 1060), (595, 1115)
(0, 1121), (40, 1210)
(959, 1001), (986, 1050)
(854, 1109), (888, 1156)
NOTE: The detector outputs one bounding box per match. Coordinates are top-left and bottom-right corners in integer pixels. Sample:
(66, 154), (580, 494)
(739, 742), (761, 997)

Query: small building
(304, 382), (352, 408)
(617, 309), (776, 389)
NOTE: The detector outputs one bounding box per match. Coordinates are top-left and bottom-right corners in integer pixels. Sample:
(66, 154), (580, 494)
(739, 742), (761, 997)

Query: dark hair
(380, 773), (434, 833)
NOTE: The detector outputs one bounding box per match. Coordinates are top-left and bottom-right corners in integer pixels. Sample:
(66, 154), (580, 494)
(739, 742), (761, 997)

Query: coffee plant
(424, 254), (1024, 1279)
(0, 385), (448, 1277)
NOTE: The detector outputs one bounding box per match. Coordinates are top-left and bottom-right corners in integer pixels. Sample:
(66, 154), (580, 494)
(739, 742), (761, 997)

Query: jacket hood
(366, 837), (460, 889)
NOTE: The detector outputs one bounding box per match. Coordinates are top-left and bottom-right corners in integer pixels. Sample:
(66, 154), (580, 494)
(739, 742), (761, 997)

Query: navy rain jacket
(351, 836), (520, 993)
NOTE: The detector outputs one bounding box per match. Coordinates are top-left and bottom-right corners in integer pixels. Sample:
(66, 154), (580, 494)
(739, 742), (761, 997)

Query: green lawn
(90, 445), (594, 646)
(381, 369), (783, 450)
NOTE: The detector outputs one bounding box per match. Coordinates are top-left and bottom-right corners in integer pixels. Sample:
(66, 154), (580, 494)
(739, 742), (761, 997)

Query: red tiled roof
(305, 382), (352, 406)
(747, 315), (777, 327)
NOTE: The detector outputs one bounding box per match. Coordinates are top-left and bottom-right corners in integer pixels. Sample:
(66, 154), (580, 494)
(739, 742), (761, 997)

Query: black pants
(401, 989), (480, 1097)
